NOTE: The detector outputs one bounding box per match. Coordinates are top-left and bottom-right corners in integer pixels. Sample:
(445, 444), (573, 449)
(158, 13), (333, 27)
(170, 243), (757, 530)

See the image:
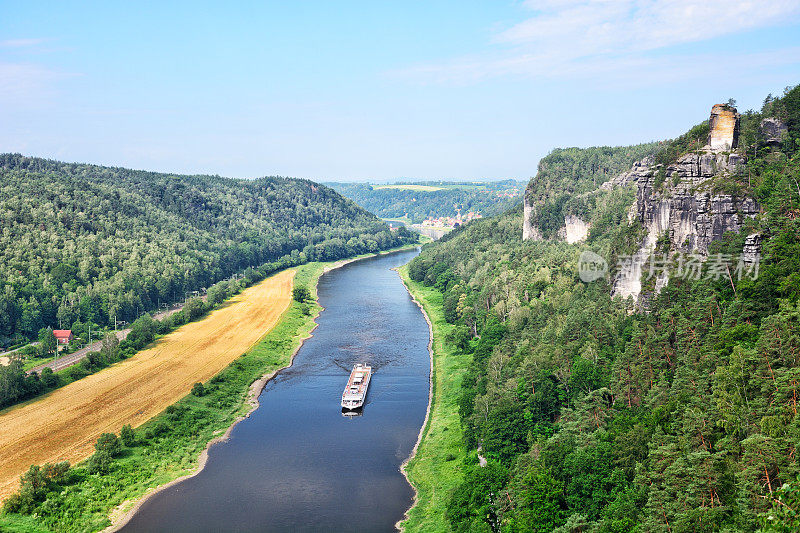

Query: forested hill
(0, 154), (416, 347)
(525, 143), (659, 239)
(408, 85), (800, 531)
(326, 180), (524, 223)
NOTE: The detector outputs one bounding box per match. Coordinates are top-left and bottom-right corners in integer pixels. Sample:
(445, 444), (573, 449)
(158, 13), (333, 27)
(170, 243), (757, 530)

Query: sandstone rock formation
(522, 198), (542, 241)
(633, 151), (756, 255)
(760, 117), (788, 146)
(562, 215), (590, 244)
(708, 104), (739, 151)
(599, 156), (655, 191)
(609, 104), (759, 302)
(523, 103), (761, 305)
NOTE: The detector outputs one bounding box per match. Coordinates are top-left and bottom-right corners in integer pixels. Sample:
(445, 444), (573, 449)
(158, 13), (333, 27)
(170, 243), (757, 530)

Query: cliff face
(562, 215), (590, 243)
(609, 104), (760, 301)
(522, 199), (542, 241)
(522, 104), (762, 303)
(708, 104), (740, 151)
(632, 150), (756, 254)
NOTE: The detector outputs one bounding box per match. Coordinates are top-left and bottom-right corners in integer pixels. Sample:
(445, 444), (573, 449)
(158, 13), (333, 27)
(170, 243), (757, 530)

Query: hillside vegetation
(526, 143), (660, 239)
(327, 180), (524, 223)
(0, 154), (416, 348)
(408, 85), (800, 532)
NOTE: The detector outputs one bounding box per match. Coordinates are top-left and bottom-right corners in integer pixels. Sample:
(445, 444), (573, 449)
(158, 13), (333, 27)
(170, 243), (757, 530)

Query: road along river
(119, 248), (430, 533)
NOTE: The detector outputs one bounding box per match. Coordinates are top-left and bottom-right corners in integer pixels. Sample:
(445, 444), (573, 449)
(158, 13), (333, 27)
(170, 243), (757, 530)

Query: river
(119, 248), (430, 532)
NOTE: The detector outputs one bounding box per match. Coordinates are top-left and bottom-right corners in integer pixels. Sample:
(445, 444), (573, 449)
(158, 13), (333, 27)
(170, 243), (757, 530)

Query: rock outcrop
(708, 103), (739, 151)
(522, 198), (542, 241)
(609, 104), (760, 302)
(562, 215), (590, 244)
(760, 117), (788, 146)
(634, 150), (755, 255)
(599, 156), (654, 191)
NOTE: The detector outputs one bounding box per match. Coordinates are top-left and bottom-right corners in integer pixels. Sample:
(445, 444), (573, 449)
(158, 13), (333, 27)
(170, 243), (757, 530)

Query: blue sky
(2, 1), (800, 181)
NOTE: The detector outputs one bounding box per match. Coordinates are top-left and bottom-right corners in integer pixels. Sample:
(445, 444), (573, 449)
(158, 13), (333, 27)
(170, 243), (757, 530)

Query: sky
(2, 1), (800, 182)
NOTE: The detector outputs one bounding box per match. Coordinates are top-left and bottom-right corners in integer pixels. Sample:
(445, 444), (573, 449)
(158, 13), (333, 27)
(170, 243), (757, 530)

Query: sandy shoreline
(105, 246), (420, 532)
(394, 268), (435, 532)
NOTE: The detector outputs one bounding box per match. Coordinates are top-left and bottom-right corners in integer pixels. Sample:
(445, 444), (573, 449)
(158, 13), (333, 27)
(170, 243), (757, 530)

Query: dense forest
(326, 180), (524, 223)
(0, 155), (417, 348)
(408, 86), (800, 531)
(526, 143), (660, 239)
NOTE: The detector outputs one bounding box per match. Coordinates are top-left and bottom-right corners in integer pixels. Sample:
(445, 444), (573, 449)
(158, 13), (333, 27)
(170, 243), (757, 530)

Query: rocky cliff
(708, 103), (739, 151)
(633, 151), (755, 254)
(521, 103), (763, 302)
(608, 104), (760, 301)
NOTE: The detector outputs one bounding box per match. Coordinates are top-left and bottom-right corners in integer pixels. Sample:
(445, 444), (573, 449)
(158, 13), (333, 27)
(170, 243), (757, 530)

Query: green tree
(38, 328), (58, 358)
(510, 470), (566, 533)
(120, 424), (136, 447)
(293, 286), (311, 302)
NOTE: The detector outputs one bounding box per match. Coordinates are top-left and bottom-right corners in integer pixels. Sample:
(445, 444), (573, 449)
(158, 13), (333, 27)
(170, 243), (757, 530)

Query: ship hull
(341, 364), (372, 410)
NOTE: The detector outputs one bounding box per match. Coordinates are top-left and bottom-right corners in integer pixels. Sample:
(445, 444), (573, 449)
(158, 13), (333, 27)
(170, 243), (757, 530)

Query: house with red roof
(53, 330), (73, 345)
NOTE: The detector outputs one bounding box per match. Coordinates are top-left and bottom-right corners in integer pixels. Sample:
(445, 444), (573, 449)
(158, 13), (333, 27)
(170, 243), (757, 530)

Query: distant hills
(325, 179), (525, 224)
(0, 155), (416, 347)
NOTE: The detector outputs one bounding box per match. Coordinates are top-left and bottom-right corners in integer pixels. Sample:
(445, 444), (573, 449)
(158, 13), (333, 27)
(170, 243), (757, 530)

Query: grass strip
(398, 265), (469, 532)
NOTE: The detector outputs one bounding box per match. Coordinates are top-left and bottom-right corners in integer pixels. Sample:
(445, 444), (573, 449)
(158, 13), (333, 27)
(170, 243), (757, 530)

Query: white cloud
(1, 38), (46, 48)
(393, 0), (800, 85)
(503, 0), (799, 52)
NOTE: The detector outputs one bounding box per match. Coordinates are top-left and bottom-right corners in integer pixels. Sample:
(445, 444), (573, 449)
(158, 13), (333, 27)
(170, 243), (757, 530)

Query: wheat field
(0, 269), (295, 500)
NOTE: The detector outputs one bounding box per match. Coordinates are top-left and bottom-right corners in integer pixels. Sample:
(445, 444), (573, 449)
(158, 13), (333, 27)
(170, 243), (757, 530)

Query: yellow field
(0, 269), (294, 500)
(373, 184), (444, 191)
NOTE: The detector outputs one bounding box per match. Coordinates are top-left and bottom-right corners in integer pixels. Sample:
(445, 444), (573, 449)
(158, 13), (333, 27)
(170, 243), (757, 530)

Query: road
(27, 305), (186, 375)
(0, 342), (39, 362)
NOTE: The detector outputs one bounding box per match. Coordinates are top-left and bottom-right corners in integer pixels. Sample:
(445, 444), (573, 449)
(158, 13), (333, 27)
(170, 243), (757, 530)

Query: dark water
(120, 249), (429, 533)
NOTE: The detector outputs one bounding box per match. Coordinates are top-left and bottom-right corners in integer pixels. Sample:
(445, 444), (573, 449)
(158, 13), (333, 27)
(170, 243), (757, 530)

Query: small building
(53, 330), (73, 344)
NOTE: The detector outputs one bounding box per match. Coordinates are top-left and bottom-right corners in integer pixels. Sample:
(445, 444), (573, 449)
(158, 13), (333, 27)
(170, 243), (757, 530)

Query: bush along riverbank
(0, 246), (417, 533)
(398, 265), (472, 532)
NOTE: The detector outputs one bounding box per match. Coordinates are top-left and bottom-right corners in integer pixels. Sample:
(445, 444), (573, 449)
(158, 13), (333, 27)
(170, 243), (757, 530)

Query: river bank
(0, 244), (419, 533)
(397, 266), (470, 532)
(106, 244), (422, 532)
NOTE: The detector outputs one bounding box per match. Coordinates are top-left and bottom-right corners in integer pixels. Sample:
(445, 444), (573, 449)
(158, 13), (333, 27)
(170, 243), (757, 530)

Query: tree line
(0, 154), (416, 349)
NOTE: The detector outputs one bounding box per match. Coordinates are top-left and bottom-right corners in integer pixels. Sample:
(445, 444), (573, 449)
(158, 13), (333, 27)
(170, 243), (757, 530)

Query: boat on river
(341, 363), (371, 410)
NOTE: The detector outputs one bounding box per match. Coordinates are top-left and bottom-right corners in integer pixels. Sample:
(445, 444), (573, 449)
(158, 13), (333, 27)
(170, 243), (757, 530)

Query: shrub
(191, 382), (206, 397)
(40, 367), (57, 388)
(86, 450), (112, 475)
(183, 297), (207, 321)
(120, 424), (136, 447)
(94, 432), (122, 457)
(292, 286), (311, 302)
(5, 461), (71, 513)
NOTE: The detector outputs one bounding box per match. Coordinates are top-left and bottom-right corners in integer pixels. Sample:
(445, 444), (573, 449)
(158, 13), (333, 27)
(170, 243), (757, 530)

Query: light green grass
(398, 266), (468, 532)
(381, 216), (413, 224)
(0, 245), (418, 533)
(0, 514), (51, 532)
(21, 356), (56, 372)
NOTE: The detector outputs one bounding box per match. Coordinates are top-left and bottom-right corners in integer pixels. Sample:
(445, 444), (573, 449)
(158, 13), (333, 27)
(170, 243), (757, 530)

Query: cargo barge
(341, 363), (372, 410)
